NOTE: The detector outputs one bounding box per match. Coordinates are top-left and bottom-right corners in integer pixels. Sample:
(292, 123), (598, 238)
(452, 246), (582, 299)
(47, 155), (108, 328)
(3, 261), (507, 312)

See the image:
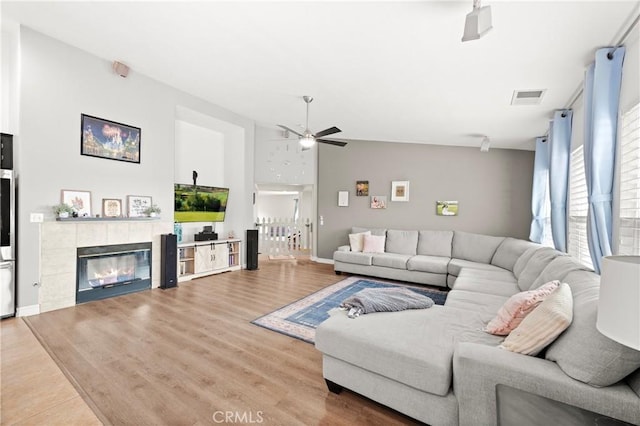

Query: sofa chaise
(316, 227), (640, 425)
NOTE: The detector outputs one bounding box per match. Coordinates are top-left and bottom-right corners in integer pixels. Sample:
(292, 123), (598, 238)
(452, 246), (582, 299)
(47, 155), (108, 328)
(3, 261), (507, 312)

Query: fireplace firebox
(76, 242), (152, 304)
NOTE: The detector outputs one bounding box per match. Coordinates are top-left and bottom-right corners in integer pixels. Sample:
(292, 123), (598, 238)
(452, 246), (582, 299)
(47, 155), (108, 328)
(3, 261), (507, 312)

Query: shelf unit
(177, 239), (241, 282)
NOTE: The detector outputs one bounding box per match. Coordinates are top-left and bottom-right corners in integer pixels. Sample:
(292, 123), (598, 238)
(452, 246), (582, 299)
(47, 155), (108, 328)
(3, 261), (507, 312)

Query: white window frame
(616, 102), (640, 255)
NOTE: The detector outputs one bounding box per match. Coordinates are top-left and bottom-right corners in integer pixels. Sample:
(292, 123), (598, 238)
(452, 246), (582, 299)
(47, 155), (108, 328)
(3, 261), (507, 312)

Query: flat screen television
(174, 184), (229, 223)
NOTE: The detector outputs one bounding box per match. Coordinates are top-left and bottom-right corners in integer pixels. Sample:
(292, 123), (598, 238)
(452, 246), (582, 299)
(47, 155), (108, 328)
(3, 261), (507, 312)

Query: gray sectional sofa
(316, 228), (640, 426)
(333, 228), (537, 288)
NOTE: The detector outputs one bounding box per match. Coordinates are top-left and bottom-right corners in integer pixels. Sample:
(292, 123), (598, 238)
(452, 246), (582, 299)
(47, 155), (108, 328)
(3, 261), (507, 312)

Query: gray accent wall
(317, 140), (535, 259)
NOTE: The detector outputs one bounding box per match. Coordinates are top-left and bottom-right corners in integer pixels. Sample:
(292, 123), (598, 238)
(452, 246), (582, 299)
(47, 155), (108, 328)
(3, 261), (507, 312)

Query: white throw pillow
(499, 282), (573, 356)
(349, 231), (371, 252)
(362, 234), (385, 253)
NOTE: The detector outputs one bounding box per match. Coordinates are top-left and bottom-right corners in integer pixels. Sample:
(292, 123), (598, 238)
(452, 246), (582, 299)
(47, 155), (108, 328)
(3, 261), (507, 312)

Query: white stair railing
(255, 217), (312, 256)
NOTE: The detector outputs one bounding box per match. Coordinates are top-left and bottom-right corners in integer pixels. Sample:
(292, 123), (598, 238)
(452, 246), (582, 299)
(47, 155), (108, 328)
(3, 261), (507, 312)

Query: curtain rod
(564, 12), (640, 110)
(541, 11), (640, 140)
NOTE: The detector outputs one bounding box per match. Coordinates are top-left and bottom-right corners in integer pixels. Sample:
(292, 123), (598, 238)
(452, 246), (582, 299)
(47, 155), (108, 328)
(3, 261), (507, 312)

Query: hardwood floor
(3, 257), (421, 425)
(1, 317), (101, 425)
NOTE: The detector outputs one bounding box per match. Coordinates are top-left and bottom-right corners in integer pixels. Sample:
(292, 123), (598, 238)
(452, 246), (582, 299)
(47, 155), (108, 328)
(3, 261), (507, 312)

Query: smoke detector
(511, 89), (546, 106)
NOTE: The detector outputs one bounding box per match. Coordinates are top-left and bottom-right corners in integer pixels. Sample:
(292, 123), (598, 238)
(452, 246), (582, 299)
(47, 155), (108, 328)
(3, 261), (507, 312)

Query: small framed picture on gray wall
(371, 195), (387, 209)
(391, 181), (410, 202)
(356, 181), (369, 196)
(436, 201), (458, 216)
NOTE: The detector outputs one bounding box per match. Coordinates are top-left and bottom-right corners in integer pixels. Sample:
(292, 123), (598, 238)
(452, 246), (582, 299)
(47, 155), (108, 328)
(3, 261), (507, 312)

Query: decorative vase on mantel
(143, 204), (161, 218)
(53, 203), (74, 219)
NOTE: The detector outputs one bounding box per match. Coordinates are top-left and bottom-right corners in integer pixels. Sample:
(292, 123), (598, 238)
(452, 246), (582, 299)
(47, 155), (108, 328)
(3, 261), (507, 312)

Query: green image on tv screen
(174, 184), (228, 223)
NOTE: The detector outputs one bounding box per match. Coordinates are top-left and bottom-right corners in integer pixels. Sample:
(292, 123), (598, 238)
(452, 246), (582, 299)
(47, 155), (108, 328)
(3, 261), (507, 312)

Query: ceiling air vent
(511, 89), (546, 106)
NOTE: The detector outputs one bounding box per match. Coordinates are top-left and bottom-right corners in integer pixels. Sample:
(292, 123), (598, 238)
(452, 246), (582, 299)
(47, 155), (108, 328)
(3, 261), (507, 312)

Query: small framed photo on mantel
(61, 189), (92, 217)
(102, 198), (122, 218)
(127, 195), (152, 218)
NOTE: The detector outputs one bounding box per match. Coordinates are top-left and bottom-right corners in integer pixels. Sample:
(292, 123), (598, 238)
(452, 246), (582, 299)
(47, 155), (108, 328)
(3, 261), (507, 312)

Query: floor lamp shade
(596, 256), (640, 350)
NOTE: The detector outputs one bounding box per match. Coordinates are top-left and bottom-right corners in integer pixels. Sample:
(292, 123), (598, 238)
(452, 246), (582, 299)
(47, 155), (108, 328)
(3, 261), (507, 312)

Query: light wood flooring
(1, 257), (421, 425)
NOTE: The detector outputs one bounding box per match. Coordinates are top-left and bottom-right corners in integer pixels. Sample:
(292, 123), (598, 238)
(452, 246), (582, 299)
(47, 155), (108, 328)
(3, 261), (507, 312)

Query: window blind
(618, 103), (640, 256)
(568, 145), (593, 268)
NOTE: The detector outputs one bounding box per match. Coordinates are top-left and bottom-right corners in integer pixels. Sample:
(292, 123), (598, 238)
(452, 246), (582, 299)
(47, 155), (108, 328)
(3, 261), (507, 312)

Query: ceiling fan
(277, 96), (347, 149)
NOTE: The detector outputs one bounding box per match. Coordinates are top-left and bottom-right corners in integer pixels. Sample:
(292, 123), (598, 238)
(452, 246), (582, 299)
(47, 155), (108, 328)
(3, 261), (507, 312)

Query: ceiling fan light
(299, 135), (315, 148)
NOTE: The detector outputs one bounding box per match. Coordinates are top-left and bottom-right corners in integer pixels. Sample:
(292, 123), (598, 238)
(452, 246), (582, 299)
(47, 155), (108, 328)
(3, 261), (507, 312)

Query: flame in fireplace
(90, 266), (136, 286)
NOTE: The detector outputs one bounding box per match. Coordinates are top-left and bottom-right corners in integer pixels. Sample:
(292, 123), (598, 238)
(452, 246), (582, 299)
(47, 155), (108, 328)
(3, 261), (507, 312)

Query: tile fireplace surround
(39, 220), (173, 313)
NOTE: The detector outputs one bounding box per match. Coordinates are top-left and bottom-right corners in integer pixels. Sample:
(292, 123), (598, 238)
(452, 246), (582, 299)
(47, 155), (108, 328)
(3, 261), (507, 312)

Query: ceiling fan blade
(277, 124), (303, 137)
(317, 138), (347, 147)
(314, 126), (342, 138)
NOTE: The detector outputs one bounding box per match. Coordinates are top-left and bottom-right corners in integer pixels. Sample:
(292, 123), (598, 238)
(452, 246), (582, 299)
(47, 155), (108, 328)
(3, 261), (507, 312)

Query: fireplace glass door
(77, 242), (151, 303)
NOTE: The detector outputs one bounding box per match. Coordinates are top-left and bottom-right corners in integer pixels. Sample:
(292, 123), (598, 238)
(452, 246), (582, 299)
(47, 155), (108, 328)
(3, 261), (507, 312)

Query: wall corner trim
(16, 304), (41, 317)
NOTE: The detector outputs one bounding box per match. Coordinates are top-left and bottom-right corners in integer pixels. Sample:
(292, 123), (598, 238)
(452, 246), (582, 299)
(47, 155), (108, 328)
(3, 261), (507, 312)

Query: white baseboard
(17, 304), (40, 317)
(312, 257), (334, 265)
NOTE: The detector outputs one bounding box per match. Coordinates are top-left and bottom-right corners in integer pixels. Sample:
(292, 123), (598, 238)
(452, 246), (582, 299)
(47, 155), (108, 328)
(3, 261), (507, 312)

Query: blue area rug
(251, 276), (448, 344)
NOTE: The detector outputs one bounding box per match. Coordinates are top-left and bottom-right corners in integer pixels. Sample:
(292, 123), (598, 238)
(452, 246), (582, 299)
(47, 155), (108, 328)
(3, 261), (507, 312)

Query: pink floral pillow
(362, 234), (386, 253)
(485, 280), (560, 335)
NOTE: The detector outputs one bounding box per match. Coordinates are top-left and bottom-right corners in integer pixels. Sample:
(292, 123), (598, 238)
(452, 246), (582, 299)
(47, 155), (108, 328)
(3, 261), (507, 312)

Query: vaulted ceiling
(3, 1), (639, 150)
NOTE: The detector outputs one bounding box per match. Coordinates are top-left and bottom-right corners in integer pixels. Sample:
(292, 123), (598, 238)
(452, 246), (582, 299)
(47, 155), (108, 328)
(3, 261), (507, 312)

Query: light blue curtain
(583, 47), (626, 273)
(549, 110), (573, 252)
(529, 136), (550, 243)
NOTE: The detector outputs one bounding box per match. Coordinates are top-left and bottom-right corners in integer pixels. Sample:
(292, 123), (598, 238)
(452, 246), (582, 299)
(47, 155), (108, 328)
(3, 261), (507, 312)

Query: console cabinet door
(212, 243), (229, 270)
(194, 244), (214, 273)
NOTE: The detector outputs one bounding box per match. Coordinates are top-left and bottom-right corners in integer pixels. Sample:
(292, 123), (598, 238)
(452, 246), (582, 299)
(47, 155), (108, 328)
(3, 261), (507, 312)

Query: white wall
(175, 119), (225, 240)
(1, 20), (20, 135)
(255, 185), (313, 223)
(175, 120), (224, 188)
(14, 27), (255, 310)
(256, 193), (298, 220)
(254, 125), (315, 185)
(300, 188), (312, 221)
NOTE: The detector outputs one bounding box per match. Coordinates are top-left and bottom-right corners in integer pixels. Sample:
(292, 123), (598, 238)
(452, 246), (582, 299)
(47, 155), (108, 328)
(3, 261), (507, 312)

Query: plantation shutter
(568, 146), (594, 268)
(618, 103), (640, 255)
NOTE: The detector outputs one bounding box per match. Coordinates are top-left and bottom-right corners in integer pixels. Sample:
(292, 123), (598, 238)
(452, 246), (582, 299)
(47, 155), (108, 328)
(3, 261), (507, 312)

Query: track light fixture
(462, 0), (493, 42)
(480, 136), (490, 152)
